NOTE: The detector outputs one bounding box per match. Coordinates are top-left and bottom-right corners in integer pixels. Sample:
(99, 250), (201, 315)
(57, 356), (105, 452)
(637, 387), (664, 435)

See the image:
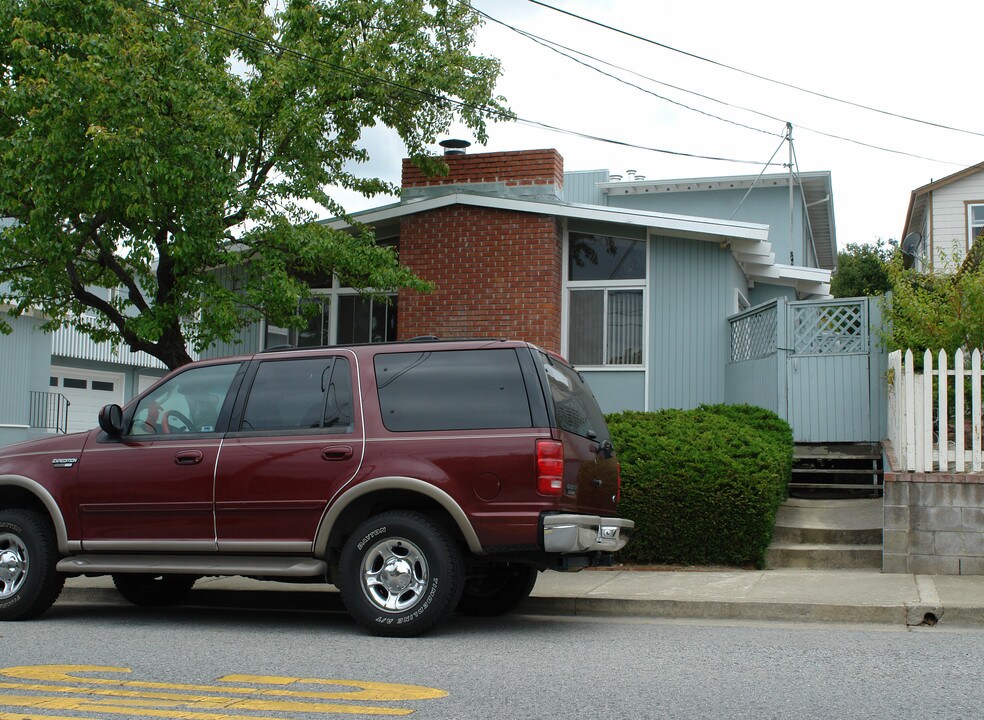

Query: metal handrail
(28, 391), (71, 434)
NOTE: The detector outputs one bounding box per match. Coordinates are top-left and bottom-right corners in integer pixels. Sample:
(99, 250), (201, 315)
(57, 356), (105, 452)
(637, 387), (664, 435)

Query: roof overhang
(327, 191), (771, 243)
(326, 191), (830, 298)
(598, 171), (837, 271)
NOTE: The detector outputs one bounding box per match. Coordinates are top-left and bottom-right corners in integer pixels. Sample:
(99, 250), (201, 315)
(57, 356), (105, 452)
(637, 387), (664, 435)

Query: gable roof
(903, 161), (984, 240)
(326, 190), (830, 297)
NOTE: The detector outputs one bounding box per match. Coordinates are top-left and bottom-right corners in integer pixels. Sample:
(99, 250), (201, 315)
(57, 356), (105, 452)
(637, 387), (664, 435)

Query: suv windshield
(539, 353), (610, 442)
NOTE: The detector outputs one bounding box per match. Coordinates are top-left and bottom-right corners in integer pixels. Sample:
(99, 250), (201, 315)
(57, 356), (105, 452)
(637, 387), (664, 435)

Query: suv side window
(540, 353), (611, 442)
(129, 363), (241, 435)
(375, 349), (532, 432)
(241, 357), (354, 433)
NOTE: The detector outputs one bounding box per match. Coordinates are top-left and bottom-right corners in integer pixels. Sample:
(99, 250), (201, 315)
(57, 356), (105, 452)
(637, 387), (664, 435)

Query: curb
(520, 596), (909, 626)
(59, 586), (929, 627)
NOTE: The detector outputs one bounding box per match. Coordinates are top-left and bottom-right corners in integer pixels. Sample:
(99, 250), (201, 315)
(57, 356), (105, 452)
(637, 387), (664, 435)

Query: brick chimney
(396, 149), (565, 353)
(401, 148), (564, 202)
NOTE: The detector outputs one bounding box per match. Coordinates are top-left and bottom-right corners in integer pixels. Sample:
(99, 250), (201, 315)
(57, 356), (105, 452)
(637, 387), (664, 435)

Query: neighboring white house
(901, 161), (984, 270)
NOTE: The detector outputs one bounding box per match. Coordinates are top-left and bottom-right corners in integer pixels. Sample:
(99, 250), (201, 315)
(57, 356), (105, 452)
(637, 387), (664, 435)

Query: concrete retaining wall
(883, 443), (984, 574)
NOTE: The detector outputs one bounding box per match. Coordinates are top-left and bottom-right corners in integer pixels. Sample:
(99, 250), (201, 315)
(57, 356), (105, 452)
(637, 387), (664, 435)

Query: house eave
(599, 171), (837, 271)
(744, 262), (831, 298)
(326, 191), (770, 243)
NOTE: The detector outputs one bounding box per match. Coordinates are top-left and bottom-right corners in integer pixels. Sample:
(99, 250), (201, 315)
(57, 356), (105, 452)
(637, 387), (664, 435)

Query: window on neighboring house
(262, 236), (401, 349)
(566, 232), (646, 367)
(970, 203), (984, 248)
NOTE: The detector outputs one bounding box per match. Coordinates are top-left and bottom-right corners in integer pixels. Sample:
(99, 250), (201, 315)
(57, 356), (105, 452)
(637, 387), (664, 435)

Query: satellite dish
(901, 231), (922, 255)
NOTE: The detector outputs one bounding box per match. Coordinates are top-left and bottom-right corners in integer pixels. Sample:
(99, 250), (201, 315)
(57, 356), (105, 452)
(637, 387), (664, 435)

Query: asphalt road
(1, 597), (982, 719)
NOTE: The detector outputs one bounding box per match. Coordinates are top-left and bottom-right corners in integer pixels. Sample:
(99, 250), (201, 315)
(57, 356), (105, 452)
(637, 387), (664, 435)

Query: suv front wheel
(0, 509), (65, 620)
(339, 511), (464, 637)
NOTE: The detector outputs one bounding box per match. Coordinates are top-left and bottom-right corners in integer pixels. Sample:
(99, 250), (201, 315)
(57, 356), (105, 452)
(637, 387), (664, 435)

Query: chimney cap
(439, 138), (471, 155)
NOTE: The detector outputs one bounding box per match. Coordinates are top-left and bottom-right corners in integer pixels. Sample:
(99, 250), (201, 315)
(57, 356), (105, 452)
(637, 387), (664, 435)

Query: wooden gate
(727, 297), (885, 443)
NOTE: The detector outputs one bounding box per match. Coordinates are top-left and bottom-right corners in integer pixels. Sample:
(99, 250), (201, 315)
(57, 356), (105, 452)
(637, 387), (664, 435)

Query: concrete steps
(791, 443), (883, 497)
(767, 498), (883, 570)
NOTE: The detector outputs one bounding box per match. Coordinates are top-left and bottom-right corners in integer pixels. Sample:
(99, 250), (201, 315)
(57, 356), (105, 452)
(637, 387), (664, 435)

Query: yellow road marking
(0, 665), (448, 717)
(1, 666), (446, 701)
(219, 675), (447, 701)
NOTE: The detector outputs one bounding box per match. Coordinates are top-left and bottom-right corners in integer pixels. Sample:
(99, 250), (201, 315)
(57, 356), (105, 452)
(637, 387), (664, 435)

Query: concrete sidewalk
(59, 568), (984, 628)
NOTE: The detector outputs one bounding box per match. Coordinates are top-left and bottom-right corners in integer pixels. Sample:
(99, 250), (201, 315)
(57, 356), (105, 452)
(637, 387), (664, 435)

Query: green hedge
(608, 404), (791, 568)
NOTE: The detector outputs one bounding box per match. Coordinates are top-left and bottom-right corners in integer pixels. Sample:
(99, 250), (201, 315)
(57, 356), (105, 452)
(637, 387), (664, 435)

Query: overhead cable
(527, 0), (984, 140)
(473, 4), (962, 166)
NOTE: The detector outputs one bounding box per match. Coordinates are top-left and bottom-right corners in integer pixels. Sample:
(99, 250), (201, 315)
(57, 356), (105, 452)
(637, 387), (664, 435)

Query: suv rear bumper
(541, 514), (634, 554)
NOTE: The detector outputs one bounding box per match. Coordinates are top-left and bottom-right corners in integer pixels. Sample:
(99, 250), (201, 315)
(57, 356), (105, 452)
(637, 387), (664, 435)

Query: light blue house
(1, 147), (851, 447)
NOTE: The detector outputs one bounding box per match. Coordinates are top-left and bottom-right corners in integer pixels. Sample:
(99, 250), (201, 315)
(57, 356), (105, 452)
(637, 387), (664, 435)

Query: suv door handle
(322, 445), (354, 462)
(174, 450), (204, 465)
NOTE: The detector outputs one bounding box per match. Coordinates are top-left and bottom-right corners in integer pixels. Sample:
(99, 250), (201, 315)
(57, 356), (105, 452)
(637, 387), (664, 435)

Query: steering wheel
(162, 410), (195, 433)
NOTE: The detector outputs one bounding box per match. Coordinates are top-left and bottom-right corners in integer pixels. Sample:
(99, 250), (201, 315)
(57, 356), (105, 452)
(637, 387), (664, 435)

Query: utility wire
(473, 4), (962, 166)
(133, 0), (783, 167)
(527, 0), (984, 140)
(473, 7), (780, 138)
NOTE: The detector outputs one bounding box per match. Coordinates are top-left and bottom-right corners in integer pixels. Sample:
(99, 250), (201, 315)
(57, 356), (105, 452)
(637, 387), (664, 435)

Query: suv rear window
(540, 353), (610, 442)
(374, 349), (533, 432)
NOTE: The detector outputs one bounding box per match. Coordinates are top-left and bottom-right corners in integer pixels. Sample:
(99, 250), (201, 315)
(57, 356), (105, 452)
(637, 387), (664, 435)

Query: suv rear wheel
(0, 509), (65, 620)
(339, 511), (464, 637)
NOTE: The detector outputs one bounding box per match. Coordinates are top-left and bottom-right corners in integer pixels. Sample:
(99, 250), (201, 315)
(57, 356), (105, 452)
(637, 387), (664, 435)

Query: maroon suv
(0, 339), (632, 636)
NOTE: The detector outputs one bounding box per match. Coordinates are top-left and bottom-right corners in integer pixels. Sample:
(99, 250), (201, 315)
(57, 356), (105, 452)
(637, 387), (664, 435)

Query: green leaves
(606, 406), (792, 568)
(884, 250), (984, 355)
(0, 0), (504, 368)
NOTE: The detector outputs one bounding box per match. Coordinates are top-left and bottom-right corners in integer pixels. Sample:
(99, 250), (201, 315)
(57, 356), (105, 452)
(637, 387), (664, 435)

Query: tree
(0, 0), (507, 368)
(884, 250), (984, 354)
(829, 240), (894, 298)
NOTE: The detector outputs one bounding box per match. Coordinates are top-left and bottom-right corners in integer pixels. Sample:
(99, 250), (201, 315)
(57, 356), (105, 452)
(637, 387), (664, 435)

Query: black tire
(112, 574), (197, 607)
(457, 563), (538, 617)
(339, 511), (464, 637)
(0, 509), (65, 621)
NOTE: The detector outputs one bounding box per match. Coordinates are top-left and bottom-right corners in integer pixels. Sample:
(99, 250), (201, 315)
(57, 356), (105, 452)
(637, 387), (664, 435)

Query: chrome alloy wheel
(0, 532), (29, 600)
(360, 538), (430, 613)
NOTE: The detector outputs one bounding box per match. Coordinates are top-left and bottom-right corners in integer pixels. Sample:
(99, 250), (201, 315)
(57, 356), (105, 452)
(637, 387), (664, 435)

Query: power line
(132, 0), (782, 168)
(472, 7), (780, 138)
(527, 0), (984, 140)
(473, 4), (962, 166)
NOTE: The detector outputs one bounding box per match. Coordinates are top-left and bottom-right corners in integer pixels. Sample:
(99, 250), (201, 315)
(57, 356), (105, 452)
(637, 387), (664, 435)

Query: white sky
(331, 0), (984, 251)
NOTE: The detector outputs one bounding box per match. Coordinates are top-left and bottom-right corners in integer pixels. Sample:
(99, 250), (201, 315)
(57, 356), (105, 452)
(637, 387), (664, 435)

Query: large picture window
(263, 237), (399, 348)
(565, 233), (646, 367)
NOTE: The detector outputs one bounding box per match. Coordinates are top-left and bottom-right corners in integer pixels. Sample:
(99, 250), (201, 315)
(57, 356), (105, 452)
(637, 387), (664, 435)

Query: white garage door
(50, 367), (126, 434)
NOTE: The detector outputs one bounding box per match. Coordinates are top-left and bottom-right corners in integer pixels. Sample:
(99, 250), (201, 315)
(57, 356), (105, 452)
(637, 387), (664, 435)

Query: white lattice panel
(791, 302), (865, 355)
(730, 305), (777, 362)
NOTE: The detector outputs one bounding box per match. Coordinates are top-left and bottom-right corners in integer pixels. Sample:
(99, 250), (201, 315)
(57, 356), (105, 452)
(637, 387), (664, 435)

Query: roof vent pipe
(609, 174), (623, 182)
(439, 139), (471, 156)
(626, 169), (636, 181)
(635, 174), (646, 181)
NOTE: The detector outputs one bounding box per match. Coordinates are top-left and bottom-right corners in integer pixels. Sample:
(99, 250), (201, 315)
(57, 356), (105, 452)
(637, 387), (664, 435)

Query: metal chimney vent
(439, 139), (471, 156)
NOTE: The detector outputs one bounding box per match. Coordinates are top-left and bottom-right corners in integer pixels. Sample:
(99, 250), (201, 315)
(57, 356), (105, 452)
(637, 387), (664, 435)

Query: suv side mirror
(98, 404), (124, 436)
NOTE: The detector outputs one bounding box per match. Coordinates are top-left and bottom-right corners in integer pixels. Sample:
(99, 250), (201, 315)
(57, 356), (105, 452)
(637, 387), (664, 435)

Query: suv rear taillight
(536, 439), (564, 496)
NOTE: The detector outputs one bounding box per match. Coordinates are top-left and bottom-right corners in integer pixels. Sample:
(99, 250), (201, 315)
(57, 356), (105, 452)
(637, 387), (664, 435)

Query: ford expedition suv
(0, 339), (632, 636)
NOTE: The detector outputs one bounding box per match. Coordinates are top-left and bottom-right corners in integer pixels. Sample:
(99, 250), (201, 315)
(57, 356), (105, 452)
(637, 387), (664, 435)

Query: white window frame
(261, 278), (397, 349)
(561, 227), (648, 370)
(968, 202), (984, 249)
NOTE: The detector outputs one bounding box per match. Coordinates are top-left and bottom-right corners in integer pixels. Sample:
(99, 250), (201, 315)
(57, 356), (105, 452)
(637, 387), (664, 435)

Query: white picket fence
(887, 349), (984, 472)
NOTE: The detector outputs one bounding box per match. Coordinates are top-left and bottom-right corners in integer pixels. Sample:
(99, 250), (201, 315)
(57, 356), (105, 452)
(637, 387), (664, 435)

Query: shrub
(608, 405), (791, 568)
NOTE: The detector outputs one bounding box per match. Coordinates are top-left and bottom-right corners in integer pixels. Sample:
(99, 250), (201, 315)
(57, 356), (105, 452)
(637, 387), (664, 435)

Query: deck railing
(888, 349), (984, 472)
